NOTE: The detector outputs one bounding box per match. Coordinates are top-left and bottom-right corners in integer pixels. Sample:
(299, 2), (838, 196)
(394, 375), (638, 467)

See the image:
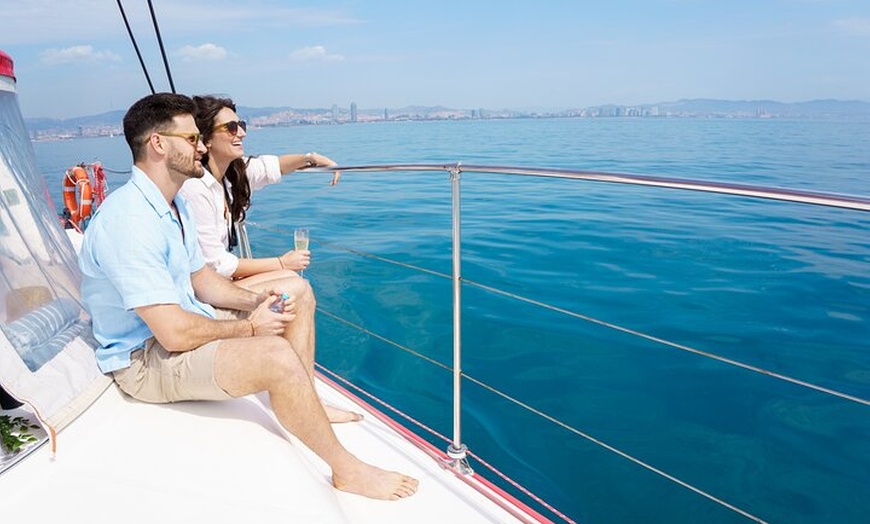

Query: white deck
(1, 377), (534, 523)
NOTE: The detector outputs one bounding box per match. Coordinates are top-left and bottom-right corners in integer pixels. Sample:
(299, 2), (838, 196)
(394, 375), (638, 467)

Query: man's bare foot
(324, 404), (364, 424)
(333, 459), (419, 500)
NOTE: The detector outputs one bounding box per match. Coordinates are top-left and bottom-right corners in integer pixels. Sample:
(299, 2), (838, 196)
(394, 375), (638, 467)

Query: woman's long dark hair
(193, 95), (251, 225)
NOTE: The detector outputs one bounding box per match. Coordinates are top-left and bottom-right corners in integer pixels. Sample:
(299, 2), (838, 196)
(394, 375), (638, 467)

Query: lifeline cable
(250, 219), (869, 407)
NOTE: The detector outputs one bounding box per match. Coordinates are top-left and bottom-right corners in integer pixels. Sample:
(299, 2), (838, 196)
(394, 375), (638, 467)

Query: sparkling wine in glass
(294, 228), (309, 276)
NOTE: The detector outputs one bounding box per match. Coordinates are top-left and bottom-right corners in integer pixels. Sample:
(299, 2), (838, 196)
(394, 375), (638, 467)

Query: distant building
(331, 104), (338, 123)
(384, 108), (389, 121)
(350, 102), (358, 123)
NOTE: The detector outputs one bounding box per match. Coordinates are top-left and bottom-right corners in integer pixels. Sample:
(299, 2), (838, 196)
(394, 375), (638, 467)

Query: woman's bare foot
(324, 404), (364, 424)
(333, 459), (419, 500)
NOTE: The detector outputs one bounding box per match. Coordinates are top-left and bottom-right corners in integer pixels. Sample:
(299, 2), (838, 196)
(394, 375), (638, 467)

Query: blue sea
(35, 117), (869, 524)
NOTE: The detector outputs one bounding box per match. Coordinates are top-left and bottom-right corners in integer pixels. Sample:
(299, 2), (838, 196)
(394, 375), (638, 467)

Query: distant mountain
(25, 110), (126, 133)
(390, 105), (454, 113)
(236, 106), (334, 118)
(647, 98), (870, 118)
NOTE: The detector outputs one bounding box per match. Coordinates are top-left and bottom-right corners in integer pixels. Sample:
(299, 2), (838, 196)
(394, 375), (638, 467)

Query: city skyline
(26, 98), (869, 141)
(2, 1), (869, 119)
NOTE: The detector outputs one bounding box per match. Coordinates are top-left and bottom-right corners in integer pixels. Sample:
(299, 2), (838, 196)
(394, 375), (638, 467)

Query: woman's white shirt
(179, 155), (282, 278)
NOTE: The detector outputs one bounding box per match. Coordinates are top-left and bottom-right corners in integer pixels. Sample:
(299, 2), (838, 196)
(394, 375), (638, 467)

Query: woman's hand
(304, 152), (341, 185)
(305, 152), (336, 168)
(279, 249), (310, 271)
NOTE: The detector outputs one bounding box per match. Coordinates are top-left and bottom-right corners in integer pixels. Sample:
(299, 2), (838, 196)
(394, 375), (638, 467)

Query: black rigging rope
(115, 0), (155, 94)
(147, 0), (176, 94)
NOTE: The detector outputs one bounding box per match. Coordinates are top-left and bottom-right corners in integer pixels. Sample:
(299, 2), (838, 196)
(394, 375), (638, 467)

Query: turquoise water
(35, 118), (869, 524)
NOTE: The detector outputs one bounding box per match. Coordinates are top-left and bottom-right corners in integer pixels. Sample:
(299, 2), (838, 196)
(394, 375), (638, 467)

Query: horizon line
(24, 97), (870, 121)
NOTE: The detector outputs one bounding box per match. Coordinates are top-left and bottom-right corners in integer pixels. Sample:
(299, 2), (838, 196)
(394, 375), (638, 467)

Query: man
(79, 92), (418, 501)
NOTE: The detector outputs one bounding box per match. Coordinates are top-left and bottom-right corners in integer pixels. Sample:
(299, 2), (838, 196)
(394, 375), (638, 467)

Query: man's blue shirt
(79, 167), (215, 373)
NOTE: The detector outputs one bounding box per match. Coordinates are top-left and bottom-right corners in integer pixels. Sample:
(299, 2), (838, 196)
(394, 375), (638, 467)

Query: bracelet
(247, 319), (255, 337)
(277, 256), (285, 269)
(304, 152), (317, 167)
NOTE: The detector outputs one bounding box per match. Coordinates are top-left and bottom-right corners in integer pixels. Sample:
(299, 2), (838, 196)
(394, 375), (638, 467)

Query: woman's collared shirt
(179, 155), (281, 278)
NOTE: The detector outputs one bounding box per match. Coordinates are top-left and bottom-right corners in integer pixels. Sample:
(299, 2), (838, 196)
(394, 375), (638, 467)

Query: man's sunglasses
(153, 132), (202, 146)
(213, 120), (247, 135)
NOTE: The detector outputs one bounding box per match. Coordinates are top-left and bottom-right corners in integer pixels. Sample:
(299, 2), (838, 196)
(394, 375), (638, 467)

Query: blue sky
(2, 0), (868, 119)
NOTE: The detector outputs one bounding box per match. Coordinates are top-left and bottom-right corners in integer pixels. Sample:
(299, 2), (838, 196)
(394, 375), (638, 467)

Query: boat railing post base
(447, 443), (473, 475)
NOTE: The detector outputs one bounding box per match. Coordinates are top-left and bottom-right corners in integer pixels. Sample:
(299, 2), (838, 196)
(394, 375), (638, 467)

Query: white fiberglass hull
(2, 376), (541, 523)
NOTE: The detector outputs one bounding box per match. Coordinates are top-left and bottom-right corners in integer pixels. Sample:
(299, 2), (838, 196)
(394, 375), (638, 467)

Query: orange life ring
(62, 166), (92, 226)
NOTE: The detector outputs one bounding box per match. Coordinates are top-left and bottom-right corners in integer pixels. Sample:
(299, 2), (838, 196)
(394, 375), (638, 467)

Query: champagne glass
(294, 228), (309, 276)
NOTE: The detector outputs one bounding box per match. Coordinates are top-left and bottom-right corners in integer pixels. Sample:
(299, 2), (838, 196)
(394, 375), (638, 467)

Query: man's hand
(248, 291), (296, 336)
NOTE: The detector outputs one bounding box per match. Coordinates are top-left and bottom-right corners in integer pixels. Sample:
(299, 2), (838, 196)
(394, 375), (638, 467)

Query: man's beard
(167, 147), (204, 179)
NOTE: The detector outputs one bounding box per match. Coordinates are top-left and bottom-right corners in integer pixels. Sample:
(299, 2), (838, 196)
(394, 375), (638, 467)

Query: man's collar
(130, 166), (172, 217)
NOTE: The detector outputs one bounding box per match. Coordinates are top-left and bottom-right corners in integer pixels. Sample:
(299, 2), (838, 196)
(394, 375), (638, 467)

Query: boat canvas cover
(0, 70), (110, 440)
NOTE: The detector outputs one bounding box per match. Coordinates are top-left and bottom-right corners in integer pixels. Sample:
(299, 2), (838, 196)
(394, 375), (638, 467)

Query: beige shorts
(112, 308), (243, 403)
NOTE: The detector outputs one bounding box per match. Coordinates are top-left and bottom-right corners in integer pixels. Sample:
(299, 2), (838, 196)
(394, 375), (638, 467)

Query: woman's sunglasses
(213, 120), (247, 136)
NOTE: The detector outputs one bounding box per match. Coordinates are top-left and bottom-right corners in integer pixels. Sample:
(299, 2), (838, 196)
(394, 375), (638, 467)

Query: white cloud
(176, 43), (228, 62)
(831, 18), (870, 37)
(289, 45), (345, 63)
(39, 45), (121, 66)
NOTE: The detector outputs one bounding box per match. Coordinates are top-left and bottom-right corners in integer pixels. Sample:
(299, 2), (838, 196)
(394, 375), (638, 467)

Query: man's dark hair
(123, 93), (196, 161)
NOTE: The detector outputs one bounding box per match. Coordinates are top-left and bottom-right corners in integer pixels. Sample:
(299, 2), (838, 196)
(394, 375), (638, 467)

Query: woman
(183, 95), (362, 424)
(180, 94), (338, 285)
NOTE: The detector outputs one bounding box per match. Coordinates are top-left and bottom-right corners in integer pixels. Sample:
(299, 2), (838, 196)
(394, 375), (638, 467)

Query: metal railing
(237, 162), (870, 523)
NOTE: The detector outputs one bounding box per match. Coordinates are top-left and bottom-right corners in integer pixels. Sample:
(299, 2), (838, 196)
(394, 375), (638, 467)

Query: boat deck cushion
(1, 297), (88, 371)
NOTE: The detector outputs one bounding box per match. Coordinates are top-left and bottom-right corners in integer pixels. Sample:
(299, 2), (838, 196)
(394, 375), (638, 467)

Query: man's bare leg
(214, 336), (418, 500)
(238, 271), (362, 423)
(236, 271), (315, 372)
